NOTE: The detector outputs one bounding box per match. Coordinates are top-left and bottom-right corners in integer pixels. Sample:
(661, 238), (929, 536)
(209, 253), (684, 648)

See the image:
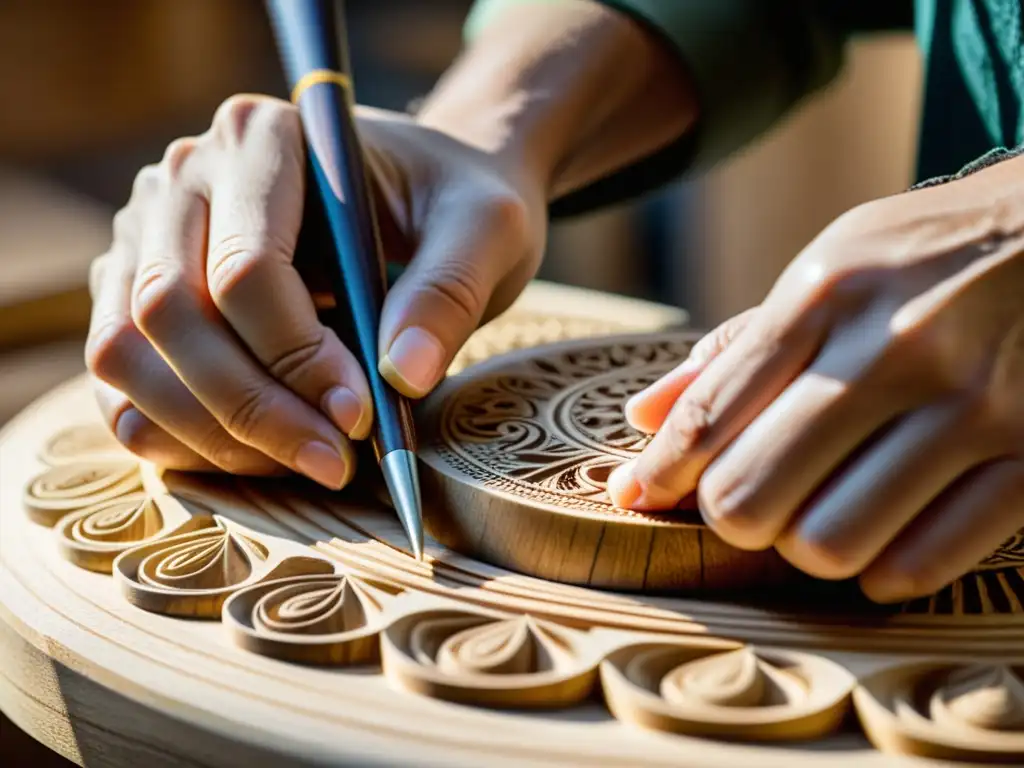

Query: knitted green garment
(465, 0), (1024, 214)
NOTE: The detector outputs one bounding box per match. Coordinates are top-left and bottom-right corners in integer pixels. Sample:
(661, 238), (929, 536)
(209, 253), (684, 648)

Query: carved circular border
(5, 299), (1024, 765)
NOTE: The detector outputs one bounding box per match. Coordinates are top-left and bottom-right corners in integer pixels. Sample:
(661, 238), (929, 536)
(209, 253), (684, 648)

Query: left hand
(608, 158), (1024, 603)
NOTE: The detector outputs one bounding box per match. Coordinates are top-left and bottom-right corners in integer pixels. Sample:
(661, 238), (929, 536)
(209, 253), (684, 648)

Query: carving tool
(265, 0), (424, 560)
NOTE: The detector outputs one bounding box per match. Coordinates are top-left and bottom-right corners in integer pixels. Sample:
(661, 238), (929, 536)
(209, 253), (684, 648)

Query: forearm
(415, 0), (698, 201)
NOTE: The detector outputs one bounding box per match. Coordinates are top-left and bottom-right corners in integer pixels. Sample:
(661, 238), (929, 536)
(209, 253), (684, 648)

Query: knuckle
(695, 476), (776, 551)
(212, 94), (288, 145)
(131, 263), (188, 331)
(111, 208), (136, 241)
(85, 318), (140, 383)
(207, 233), (291, 302)
(664, 397), (713, 456)
(420, 260), (489, 325)
(196, 429), (256, 474)
(267, 333), (327, 385)
(131, 164), (160, 200)
(88, 253), (112, 299)
(481, 192), (529, 239)
(222, 386), (274, 443)
(263, 98), (301, 137)
(160, 137), (199, 183)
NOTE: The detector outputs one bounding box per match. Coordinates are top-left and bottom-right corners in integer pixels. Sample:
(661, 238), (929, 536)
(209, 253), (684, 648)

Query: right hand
(86, 95), (548, 488)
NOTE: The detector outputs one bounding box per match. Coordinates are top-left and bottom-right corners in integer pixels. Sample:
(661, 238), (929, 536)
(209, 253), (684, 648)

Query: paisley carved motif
(931, 664), (1024, 731)
(54, 493), (202, 573)
(854, 662), (1024, 761)
(24, 461), (142, 525)
(37, 424), (128, 465)
(223, 573), (395, 664)
(660, 647), (770, 708)
(381, 607), (600, 707)
(601, 640), (854, 741)
(114, 516), (335, 617)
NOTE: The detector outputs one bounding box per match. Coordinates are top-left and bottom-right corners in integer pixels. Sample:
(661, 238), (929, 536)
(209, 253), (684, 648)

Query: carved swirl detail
(931, 664), (1024, 731)
(659, 647), (771, 708)
(24, 461), (142, 525)
(601, 641), (855, 741)
(54, 493), (196, 573)
(114, 517), (335, 617)
(222, 573), (393, 664)
(253, 577), (373, 636)
(127, 521), (266, 594)
(38, 424), (128, 465)
(433, 337), (694, 522)
(854, 662), (1024, 761)
(381, 609), (599, 707)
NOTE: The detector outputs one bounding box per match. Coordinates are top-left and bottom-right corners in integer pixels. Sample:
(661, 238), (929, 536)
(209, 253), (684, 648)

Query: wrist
(416, 0), (698, 200)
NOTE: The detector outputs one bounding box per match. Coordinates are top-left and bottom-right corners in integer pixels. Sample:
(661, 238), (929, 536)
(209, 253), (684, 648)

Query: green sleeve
(464, 0), (912, 215)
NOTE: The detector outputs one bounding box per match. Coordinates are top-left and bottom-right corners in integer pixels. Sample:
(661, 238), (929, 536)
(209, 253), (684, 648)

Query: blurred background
(0, 2), (920, 761)
(0, 0), (921, 426)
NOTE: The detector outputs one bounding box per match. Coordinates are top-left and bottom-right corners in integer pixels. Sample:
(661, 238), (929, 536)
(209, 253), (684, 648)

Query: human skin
(87, 0), (1024, 603)
(84, 0), (697, 488)
(608, 156), (1024, 603)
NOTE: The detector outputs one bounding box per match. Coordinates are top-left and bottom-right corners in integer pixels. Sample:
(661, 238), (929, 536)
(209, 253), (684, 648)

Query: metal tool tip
(380, 449), (424, 561)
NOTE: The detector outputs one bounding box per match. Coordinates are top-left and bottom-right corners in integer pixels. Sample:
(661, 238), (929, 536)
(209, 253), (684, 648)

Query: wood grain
(3, 283), (1024, 766)
(421, 331), (802, 591)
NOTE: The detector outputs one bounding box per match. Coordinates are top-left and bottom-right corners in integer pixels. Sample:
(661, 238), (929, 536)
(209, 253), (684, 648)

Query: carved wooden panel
(424, 331), (795, 591)
(3, 288), (1024, 766)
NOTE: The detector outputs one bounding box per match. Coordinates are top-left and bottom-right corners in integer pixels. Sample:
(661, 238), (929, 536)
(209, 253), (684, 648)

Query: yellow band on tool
(290, 70), (352, 104)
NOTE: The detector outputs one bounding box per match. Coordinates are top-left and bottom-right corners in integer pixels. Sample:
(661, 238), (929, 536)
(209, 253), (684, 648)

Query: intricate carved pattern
(114, 516), (334, 617)
(54, 493), (197, 573)
(435, 337), (692, 520)
(855, 663), (1024, 761)
(12, 306), (1024, 763)
(24, 460), (141, 525)
(601, 640), (855, 741)
(981, 531), (1024, 569)
(223, 573), (396, 664)
(382, 606), (601, 707)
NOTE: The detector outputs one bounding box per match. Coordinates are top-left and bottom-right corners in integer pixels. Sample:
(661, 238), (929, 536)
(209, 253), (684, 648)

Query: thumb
(625, 307), (759, 434)
(377, 192), (531, 398)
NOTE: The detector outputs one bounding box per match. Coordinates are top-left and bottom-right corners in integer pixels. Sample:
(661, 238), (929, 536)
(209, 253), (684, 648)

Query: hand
(86, 95), (546, 487)
(609, 159), (1024, 603)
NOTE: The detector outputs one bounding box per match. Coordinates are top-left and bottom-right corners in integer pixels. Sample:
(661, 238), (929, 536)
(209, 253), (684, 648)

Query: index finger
(608, 306), (825, 510)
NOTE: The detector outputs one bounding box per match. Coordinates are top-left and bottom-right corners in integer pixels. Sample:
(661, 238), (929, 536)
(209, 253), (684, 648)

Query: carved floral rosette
(20, 421), (1024, 763)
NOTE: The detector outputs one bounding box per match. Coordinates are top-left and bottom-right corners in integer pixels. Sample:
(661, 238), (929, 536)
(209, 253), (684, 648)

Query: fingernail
(608, 461), (642, 508)
(379, 326), (446, 398)
(323, 387), (373, 440)
(295, 440), (350, 489)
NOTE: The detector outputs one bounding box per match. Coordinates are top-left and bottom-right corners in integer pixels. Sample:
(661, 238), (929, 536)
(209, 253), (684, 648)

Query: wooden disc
(4, 284), (1024, 767)
(419, 331), (796, 592)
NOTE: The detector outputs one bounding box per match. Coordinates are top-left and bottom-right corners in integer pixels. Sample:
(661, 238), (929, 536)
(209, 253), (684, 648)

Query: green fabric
(464, 0), (1024, 212)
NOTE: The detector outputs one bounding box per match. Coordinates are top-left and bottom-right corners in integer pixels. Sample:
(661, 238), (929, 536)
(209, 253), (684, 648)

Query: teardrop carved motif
(38, 424), (128, 465)
(114, 516), (335, 617)
(931, 664), (1024, 732)
(419, 615), (575, 677)
(24, 461), (142, 525)
(853, 662), (1024, 762)
(660, 647), (770, 708)
(381, 607), (599, 708)
(601, 641), (854, 741)
(223, 573), (393, 665)
(54, 493), (202, 573)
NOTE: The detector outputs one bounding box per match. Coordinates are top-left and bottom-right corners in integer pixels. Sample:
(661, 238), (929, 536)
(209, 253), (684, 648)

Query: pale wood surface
(425, 331), (796, 591)
(1, 284), (1021, 767)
